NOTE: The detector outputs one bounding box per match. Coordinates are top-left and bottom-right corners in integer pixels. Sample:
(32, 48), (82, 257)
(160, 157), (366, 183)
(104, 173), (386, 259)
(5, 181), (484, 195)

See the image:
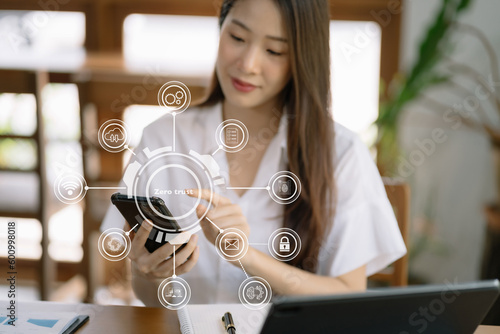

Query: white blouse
(101, 102), (406, 304)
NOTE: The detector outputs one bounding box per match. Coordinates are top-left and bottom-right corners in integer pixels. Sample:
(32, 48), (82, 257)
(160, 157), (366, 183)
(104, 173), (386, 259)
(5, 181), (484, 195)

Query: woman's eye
(230, 34), (244, 42)
(267, 49), (282, 56)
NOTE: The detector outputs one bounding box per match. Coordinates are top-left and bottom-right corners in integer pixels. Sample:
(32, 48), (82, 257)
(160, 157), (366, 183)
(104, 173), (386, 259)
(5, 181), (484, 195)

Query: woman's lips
(231, 78), (257, 92)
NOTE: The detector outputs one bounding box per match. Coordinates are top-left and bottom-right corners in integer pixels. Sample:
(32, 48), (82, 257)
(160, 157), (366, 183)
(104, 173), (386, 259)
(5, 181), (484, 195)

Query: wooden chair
(368, 177), (410, 286)
(0, 69), (54, 299)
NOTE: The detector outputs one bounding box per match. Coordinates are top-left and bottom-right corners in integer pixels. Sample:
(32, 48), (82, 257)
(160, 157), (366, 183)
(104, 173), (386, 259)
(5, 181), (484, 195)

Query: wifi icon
(54, 173), (87, 205)
(62, 181), (79, 196)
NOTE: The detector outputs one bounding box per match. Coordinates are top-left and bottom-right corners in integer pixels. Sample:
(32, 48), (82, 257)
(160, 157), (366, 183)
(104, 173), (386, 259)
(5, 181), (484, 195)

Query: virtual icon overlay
(54, 172), (87, 205)
(268, 228), (302, 262)
(215, 228), (249, 262)
(127, 148), (224, 234)
(238, 276), (272, 310)
(53, 81), (307, 310)
(98, 228), (132, 262)
(268, 171), (301, 205)
(215, 119), (249, 153)
(158, 276), (191, 310)
(98, 119), (133, 154)
(158, 81), (191, 114)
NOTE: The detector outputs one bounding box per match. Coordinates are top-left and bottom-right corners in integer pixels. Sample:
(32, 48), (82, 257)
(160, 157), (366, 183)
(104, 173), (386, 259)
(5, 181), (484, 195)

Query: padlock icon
(279, 237), (290, 252)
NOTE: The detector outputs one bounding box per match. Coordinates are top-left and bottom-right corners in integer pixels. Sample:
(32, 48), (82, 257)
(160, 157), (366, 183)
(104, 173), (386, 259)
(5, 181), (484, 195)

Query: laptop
(260, 279), (500, 334)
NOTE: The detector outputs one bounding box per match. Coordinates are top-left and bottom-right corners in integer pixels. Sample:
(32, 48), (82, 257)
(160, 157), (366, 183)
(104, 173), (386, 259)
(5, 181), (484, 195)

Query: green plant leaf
(375, 0), (475, 174)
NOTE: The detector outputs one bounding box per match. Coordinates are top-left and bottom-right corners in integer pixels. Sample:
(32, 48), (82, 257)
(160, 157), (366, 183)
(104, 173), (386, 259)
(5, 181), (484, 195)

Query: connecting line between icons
(172, 113), (176, 152)
(126, 224), (138, 235)
(211, 146), (223, 156)
(84, 186), (127, 190)
(227, 187), (270, 190)
(204, 216), (224, 234)
(238, 260), (249, 279)
(125, 145), (136, 156)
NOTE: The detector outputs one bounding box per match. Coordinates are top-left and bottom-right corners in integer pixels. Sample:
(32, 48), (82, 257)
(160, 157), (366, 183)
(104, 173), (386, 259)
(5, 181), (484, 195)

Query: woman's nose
(238, 46), (261, 75)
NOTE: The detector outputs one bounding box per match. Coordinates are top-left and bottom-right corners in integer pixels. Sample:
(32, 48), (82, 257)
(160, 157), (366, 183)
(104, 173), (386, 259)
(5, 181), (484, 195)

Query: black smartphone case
(111, 193), (186, 253)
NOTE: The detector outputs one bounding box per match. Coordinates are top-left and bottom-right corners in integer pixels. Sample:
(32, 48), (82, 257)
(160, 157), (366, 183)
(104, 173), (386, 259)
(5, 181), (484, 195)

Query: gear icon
(157, 81), (191, 114)
(107, 238), (122, 252)
(255, 285), (264, 300)
(246, 286), (255, 299)
(245, 285), (264, 301)
(165, 93), (176, 105)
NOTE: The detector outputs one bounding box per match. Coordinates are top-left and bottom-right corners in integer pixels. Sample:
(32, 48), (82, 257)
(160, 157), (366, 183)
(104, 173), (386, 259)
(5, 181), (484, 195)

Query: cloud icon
(104, 127), (125, 143)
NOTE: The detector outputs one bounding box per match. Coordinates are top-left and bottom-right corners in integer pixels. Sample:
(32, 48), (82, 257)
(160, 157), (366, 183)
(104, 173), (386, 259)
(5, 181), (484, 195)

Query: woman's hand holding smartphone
(126, 220), (200, 279)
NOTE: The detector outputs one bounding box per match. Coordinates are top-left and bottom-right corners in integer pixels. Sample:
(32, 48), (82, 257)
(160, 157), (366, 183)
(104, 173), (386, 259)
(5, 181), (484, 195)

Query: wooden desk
(7, 301), (500, 334)
(11, 301), (180, 333)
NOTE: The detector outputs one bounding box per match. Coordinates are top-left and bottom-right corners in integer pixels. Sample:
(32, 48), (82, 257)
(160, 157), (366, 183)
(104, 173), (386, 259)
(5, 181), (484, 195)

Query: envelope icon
(225, 239), (239, 250)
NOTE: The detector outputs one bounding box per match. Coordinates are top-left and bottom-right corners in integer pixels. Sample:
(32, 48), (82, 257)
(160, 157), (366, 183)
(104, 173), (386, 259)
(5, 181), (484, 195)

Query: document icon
(226, 127), (239, 145)
(225, 239), (239, 250)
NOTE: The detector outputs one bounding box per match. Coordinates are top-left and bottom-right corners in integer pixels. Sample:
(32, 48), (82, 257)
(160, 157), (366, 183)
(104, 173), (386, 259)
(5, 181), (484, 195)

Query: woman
(101, 0), (406, 306)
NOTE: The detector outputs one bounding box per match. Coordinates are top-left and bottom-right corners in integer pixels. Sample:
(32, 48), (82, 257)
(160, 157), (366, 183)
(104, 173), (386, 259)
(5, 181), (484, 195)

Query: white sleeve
(317, 127), (407, 277)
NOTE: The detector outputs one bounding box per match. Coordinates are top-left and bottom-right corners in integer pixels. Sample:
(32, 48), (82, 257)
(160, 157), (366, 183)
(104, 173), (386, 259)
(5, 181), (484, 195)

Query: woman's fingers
(129, 220), (153, 260)
(154, 234), (199, 274)
(186, 188), (232, 207)
(196, 204), (221, 234)
(127, 221), (201, 278)
(143, 239), (176, 270)
(172, 234), (198, 264)
(205, 204), (243, 220)
(195, 202), (244, 227)
(199, 218), (220, 242)
(198, 205), (246, 230)
(176, 246), (200, 276)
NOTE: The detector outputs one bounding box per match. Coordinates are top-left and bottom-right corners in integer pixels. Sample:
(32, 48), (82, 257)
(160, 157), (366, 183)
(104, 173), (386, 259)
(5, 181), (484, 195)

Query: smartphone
(111, 192), (187, 253)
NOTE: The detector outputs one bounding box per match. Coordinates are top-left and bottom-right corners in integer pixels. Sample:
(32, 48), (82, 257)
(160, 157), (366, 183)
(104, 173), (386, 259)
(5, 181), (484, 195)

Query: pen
(222, 311), (236, 334)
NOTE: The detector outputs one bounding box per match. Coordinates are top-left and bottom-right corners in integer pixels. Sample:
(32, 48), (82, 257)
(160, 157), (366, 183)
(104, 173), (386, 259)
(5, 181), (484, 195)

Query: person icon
(165, 285), (183, 298)
(173, 287), (183, 298)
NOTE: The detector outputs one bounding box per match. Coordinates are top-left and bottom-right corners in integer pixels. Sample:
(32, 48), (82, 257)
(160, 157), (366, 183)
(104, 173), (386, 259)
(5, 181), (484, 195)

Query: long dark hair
(202, 0), (335, 273)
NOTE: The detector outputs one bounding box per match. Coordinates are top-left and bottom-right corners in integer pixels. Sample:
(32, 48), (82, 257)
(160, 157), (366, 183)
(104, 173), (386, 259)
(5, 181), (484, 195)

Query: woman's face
(216, 0), (291, 110)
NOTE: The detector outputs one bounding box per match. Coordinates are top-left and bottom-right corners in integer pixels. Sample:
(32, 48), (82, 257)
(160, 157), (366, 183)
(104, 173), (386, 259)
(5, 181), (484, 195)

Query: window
(123, 15), (382, 144)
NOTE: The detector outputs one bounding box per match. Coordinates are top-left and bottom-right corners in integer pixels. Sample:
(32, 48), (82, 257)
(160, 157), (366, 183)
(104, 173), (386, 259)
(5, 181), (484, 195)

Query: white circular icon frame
(238, 276), (272, 310)
(158, 81), (191, 114)
(158, 276), (191, 310)
(268, 228), (302, 261)
(98, 228), (132, 261)
(132, 152), (214, 233)
(215, 119), (249, 153)
(215, 228), (249, 261)
(267, 171), (302, 205)
(145, 164), (202, 221)
(54, 172), (87, 205)
(97, 119), (131, 153)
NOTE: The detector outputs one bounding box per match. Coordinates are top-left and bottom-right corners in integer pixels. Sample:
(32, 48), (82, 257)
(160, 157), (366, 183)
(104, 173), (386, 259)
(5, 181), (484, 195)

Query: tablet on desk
(260, 279), (500, 334)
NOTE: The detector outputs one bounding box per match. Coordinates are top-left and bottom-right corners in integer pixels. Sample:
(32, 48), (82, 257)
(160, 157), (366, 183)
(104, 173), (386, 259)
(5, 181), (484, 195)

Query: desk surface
(6, 301), (500, 334)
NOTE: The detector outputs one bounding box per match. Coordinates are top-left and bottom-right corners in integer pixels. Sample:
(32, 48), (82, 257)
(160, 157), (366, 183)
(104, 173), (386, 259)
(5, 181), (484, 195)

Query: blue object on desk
(27, 318), (59, 328)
